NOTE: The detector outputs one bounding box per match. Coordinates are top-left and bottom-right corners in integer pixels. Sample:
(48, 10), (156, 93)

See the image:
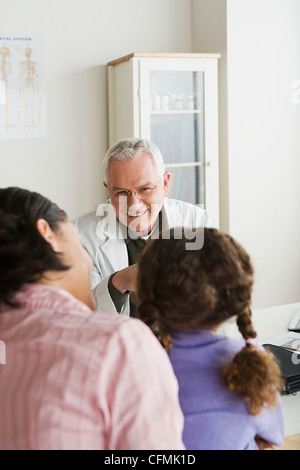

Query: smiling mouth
(127, 209), (148, 218)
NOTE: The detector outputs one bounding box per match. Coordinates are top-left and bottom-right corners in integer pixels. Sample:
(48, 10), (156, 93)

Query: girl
(137, 227), (284, 450)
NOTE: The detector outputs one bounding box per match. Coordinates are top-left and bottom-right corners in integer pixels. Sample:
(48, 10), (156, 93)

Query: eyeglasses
(110, 180), (161, 202)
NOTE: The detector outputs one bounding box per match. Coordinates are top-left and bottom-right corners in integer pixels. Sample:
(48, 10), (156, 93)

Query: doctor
(74, 138), (212, 316)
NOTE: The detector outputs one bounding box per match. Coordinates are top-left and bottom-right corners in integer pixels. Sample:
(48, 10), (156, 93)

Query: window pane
(166, 165), (205, 206)
(149, 70), (205, 206)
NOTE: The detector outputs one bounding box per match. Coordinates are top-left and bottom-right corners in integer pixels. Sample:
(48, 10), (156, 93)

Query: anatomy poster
(0, 35), (46, 138)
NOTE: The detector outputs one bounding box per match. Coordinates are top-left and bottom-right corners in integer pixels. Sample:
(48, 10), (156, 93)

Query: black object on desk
(264, 343), (300, 395)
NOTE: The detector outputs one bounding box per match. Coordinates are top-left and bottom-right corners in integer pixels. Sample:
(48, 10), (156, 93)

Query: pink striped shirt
(0, 284), (184, 450)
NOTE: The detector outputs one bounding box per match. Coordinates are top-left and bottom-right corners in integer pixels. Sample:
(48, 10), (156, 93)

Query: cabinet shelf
(165, 162), (204, 168)
(150, 110), (202, 115)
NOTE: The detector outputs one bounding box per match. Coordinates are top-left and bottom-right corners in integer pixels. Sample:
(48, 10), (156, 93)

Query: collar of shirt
(0, 283), (92, 316)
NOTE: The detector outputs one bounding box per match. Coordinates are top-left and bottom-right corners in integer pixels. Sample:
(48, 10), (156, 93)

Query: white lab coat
(73, 197), (212, 315)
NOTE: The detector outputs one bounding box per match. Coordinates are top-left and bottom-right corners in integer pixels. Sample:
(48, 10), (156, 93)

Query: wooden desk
(219, 302), (300, 437)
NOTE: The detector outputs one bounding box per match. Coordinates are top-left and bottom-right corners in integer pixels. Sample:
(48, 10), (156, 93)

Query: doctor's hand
(112, 264), (138, 294)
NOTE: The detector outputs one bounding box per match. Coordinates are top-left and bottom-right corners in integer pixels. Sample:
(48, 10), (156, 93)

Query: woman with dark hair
(0, 187), (93, 309)
(137, 227), (285, 450)
(0, 187), (185, 450)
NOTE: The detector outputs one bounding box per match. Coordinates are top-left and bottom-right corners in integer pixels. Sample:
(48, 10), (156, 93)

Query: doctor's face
(104, 152), (170, 236)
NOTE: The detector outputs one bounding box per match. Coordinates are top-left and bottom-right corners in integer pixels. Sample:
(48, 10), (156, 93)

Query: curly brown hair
(137, 227), (282, 415)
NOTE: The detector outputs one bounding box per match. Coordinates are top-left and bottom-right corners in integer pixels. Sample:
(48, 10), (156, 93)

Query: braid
(223, 305), (282, 414)
(236, 306), (257, 340)
(138, 300), (172, 351)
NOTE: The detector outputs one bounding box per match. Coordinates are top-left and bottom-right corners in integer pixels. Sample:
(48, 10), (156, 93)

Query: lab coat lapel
(100, 236), (128, 274)
(95, 201), (128, 274)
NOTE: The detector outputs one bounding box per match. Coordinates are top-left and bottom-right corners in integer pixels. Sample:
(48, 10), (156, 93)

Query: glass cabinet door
(147, 70), (205, 206)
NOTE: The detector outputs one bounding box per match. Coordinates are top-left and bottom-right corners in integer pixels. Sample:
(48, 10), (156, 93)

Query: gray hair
(103, 138), (165, 183)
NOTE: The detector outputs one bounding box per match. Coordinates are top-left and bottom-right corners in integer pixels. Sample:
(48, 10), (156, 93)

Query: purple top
(168, 329), (285, 450)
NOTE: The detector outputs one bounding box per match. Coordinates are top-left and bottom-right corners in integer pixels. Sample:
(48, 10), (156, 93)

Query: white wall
(0, 0), (192, 219)
(191, 0), (229, 232)
(192, 0), (300, 308)
(227, 0), (300, 308)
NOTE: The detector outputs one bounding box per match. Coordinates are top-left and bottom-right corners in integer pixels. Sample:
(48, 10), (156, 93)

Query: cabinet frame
(107, 53), (220, 227)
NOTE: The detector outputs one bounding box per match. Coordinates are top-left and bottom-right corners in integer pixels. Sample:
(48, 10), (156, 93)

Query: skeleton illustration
(0, 47), (12, 127)
(19, 47), (38, 127)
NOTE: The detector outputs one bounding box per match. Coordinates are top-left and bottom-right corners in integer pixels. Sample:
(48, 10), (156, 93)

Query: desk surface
(219, 302), (300, 437)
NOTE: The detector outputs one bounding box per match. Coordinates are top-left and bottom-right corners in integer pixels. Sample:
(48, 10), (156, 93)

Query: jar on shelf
(152, 94), (161, 111)
(186, 95), (194, 110)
